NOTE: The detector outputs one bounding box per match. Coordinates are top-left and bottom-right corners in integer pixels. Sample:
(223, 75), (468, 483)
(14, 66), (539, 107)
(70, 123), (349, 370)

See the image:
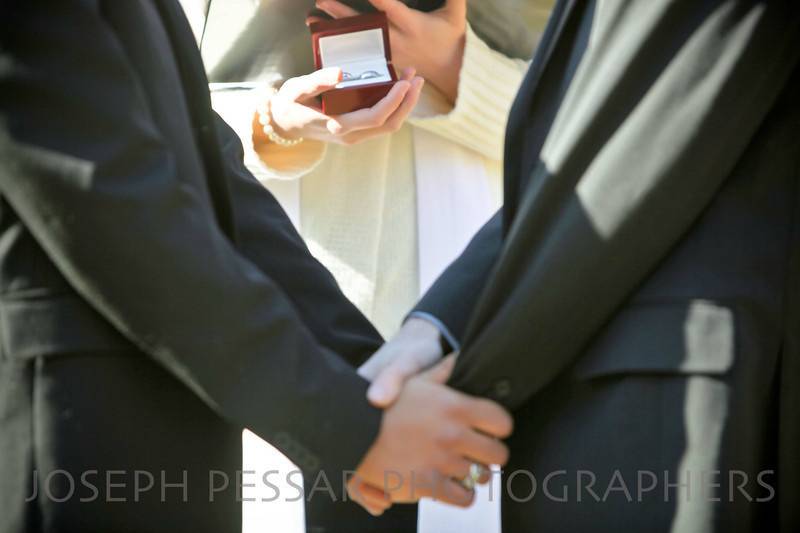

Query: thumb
(421, 353), (457, 385)
(280, 67), (342, 102)
(367, 360), (416, 408)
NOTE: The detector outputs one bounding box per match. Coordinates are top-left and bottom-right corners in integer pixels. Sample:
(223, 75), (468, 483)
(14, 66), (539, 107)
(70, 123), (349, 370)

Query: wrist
(253, 88), (304, 144)
(402, 317), (444, 345)
(400, 318), (445, 364)
(406, 311), (461, 354)
(428, 33), (466, 103)
(260, 99), (305, 147)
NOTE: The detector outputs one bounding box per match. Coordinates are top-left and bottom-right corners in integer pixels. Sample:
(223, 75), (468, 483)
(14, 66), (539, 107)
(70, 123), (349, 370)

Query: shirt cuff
(407, 311), (462, 353)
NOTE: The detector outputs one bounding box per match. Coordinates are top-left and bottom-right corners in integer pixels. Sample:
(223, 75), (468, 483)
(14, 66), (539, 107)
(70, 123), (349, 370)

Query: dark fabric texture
(414, 0), (800, 531)
(0, 0), (395, 530)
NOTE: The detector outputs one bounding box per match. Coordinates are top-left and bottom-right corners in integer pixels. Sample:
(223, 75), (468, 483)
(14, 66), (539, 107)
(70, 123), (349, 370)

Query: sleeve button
(490, 379), (513, 400)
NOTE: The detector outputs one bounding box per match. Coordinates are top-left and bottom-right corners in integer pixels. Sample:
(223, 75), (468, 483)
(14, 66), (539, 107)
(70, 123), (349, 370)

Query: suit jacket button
(491, 379), (512, 400)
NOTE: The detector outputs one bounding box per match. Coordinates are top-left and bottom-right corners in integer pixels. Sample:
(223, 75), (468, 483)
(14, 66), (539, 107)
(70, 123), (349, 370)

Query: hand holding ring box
(309, 12), (398, 115)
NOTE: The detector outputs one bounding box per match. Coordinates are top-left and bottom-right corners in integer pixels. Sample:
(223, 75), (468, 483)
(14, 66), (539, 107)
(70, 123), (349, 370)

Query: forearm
(1, 136), (381, 475)
(215, 113), (384, 366)
(0, 0), (380, 476)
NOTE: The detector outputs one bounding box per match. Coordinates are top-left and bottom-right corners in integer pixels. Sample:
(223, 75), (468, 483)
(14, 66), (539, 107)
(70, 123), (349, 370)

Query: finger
(316, 0), (360, 19)
(438, 456), (473, 481)
(332, 71), (418, 137)
(351, 492), (387, 516)
(477, 465), (493, 485)
(280, 68), (343, 102)
(335, 73), (422, 144)
(358, 484), (392, 515)
(268, 100), (331, 132)
(398, 66), (417, 82)
(358, 353), (385, 382)
(348, 479), (392, 516)
(429, 477), (476, 508)
(461, 396), (514, 440)
(367, 355), (424, 408)
(305, 15), (325, 26)
(420, 354), (456, 385)
(380, 75), (423, 129)
(367, 0), (414, 27)
(328, 80), (410, 135)
(442, 459), (491, 488)
(456, 430), (510, 468)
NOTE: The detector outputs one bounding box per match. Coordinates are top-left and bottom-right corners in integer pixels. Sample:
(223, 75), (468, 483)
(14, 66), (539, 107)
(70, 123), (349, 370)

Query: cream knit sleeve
(410, 24), (530, 162)
(210, 87), (326, 183)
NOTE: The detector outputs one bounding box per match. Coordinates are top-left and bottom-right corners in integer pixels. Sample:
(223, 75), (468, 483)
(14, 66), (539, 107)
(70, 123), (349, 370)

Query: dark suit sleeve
(412, 211), (504, 344)
(0, 0), (380, 477)
(214, 114), (383, 367)
(449, 1), (800, 409)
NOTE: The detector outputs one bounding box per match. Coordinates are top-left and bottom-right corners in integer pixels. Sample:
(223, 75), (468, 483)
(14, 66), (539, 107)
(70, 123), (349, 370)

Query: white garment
(249, 24), (526, 338)
(413, 129), (502, 533)
(414, 128), (500, 295)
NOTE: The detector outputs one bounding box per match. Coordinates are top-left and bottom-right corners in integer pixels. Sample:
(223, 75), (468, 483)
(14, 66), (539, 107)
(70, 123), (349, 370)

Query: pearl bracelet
(257, 96), (304, 147)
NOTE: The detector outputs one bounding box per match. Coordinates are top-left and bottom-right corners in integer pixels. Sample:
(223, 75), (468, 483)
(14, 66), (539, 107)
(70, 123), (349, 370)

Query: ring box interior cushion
(310, 13), (398, 115)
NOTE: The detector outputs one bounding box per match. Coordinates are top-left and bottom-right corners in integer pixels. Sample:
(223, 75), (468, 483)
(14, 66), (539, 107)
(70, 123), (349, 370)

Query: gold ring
(460, 463), (485, 491)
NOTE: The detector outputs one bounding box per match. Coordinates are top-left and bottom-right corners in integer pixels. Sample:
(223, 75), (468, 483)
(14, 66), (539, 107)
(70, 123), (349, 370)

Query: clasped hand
(349, 319), (513, 516)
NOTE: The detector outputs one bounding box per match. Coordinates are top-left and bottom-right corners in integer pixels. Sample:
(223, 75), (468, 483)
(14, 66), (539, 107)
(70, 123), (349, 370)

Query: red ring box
(310, 12), (398, 115)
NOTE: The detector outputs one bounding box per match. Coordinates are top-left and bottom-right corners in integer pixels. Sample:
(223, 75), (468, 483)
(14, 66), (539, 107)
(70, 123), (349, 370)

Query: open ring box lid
(310, 12), (398, 115)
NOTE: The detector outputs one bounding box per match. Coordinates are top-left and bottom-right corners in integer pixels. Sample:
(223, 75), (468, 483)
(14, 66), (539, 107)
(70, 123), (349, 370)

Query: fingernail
(367, 384), (385, 402)
(322, 67), (341, 82)
(327, 119), (343, 135)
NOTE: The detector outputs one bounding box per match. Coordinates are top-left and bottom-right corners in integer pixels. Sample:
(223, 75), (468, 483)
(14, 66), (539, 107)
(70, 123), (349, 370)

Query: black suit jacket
(415, 0), (799, 530)
(0, 0), (382, 491)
